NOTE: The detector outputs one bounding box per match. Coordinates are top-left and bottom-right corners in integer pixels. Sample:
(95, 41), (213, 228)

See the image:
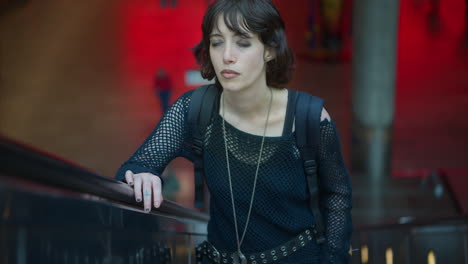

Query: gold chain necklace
(221, 88), (273, 264)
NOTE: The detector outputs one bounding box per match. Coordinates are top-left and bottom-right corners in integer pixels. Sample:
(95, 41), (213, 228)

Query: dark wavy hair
(193, 0), (294, 88)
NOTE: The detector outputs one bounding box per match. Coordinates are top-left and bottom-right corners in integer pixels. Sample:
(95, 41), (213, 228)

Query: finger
(125, 170), (134, 185)
(143, 180), (152, 212)
(152, 177), (163, 208)
(134, 176), (142, 203)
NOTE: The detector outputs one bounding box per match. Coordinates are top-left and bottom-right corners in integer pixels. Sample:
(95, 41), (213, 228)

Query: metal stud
(223, 259), (227, 263)
(273, 256), (278, 261)
(292, 247), (297, 252)
(262, 260), (267, 264)
(299, 235), (304, 240)
(308, 236), (312, 240)
(283, 252), (287, 256)
(271, 250), (276, 255)
(250, 255), (255, 260)
(305, 229), (311, 235)
(281, 246), (286, 251)
(260, 253), (265, 258)
(301, 241), (305, 246)
(222, 253), (227, 257)
(252, 261), (257, 264)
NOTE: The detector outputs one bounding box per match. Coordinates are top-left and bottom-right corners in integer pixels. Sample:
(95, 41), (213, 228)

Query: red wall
(119, 0), (208, 100)
(118, 0), (314, 99)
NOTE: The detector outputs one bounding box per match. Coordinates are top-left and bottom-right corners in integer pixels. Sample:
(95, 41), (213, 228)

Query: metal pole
(351, 0), (400, 222)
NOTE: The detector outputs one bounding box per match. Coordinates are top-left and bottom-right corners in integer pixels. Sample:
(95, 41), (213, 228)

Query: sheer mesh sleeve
(318, 120), (353, 264)
(115, 91), (193, 182)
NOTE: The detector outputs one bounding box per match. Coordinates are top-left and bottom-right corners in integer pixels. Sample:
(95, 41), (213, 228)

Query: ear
(264, 47), (276, 62)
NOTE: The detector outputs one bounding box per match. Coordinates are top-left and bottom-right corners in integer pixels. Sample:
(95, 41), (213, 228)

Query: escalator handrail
(0, 136), (209, 222)
(354, 214), (468, 231)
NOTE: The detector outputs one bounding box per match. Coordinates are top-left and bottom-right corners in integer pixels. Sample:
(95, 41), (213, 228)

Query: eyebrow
(209, 33), (223, 38)
(209, 32), (252, 38)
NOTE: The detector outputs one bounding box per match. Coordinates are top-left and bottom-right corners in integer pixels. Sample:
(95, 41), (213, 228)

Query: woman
(115, 0), (352, 263)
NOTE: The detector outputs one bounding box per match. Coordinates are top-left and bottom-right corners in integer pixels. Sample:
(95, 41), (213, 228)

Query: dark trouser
(159, 91), (171, 114)
(160, 0), (177, 7)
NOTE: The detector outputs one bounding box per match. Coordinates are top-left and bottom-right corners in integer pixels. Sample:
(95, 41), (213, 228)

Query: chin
(218, 80), (245, 92)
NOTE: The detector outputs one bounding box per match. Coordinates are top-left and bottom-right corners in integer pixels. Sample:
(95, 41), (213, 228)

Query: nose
(223, 44), (236, 64)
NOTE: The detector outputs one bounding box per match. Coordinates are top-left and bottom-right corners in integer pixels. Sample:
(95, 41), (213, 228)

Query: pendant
(231, 250), (247, 264)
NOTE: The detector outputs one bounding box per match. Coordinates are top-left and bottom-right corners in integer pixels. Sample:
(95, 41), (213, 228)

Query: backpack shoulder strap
(188, 84), (220, 208)
(294, 90), (326, 244)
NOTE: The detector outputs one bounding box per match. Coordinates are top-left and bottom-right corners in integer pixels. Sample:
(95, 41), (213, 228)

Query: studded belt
(195, 226), (319, 264)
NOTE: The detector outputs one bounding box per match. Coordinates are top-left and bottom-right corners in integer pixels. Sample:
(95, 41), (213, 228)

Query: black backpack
(187, 84), (326, 244)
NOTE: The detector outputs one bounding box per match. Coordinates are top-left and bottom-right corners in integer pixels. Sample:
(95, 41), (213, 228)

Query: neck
(222, 85), (272, 117)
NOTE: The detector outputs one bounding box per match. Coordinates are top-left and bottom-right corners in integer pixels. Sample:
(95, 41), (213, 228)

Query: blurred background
(1, 0), (468, 263)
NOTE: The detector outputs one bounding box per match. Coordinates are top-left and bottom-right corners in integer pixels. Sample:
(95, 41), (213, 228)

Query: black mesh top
(115, 90), (353, 264)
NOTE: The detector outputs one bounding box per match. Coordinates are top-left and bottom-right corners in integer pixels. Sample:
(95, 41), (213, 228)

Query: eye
(237, 40), (251, 48)
(210, 40), (223, 47)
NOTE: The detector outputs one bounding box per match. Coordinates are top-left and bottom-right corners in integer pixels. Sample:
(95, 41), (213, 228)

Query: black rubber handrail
(354, 215), (468, 231)
(0, 136), (209, 222)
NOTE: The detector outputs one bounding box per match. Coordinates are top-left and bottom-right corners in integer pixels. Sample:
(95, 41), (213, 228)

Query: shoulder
(162, 90), (195, 116)
(169, 90), (192, 107)
(321, 107), (331, 122)
(172, 89), (196, 107)
(186, 85), (220, 101)
(181, 89), (196, 99)
(292, 90), (331, 122)
(184, 85), (220, 109)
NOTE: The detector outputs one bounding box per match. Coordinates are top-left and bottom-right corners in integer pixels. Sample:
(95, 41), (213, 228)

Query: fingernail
(145, 208), (150, 212)
(155, 202), (160, 208)
(136, 198), (142, 203)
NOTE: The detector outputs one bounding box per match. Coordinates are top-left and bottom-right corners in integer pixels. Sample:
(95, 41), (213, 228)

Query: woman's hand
(125, 170), (163, 212)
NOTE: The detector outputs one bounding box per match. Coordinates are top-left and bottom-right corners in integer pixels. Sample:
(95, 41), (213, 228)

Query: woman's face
(209, 15), (272, 92)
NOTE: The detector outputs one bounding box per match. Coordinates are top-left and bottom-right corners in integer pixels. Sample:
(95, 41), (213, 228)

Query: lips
(221, 70), (240, 79)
